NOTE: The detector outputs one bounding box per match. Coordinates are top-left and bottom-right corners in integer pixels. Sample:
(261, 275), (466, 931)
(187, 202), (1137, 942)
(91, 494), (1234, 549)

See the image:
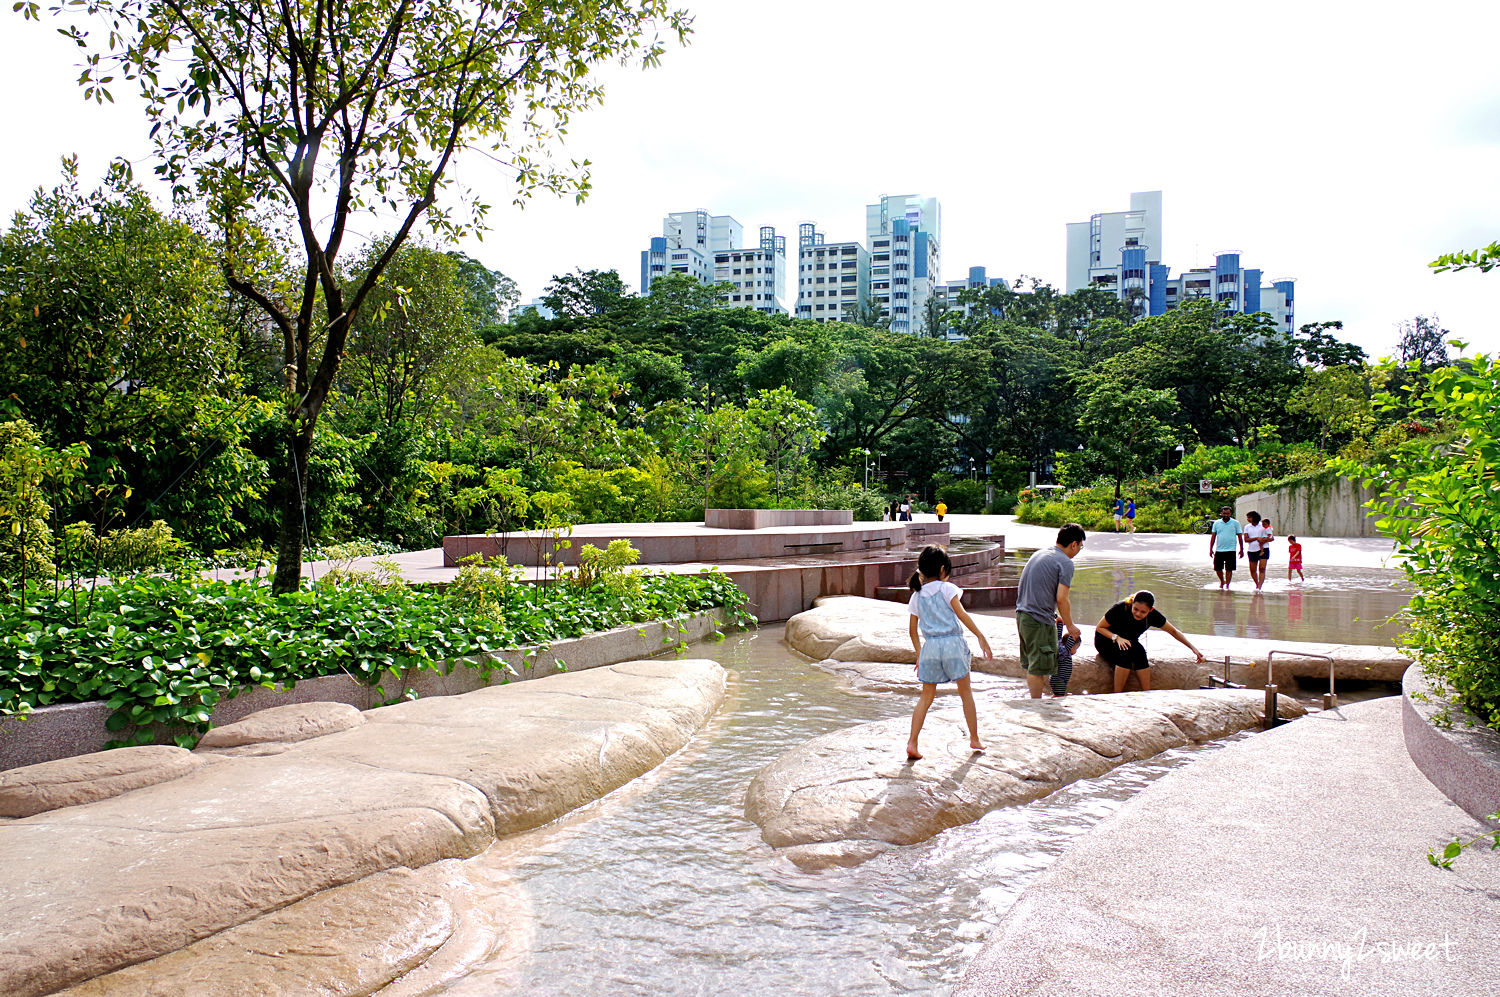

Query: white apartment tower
(1065, 190), (1163, 296)
(866, 194), (941, 334)
(795, 222), (870, 323)
(640, 209), (742, 294)
(713, 225), (789, 315)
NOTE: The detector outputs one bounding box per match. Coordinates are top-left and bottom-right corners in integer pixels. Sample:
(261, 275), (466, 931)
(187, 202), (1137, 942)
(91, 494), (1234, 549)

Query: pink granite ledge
(1402, 664), (1500, 825)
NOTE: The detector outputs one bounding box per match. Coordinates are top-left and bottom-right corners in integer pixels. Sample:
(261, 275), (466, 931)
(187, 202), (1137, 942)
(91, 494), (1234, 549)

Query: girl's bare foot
(905, 740), (922, 761)
(970, 741), (984, 753)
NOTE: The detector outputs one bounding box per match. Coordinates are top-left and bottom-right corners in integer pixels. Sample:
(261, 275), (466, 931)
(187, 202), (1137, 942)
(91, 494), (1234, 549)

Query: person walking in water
(906, 546), (993, 760)
(1015, 523), (1085, 698)
(1287, 534), (1305, 581)
(1093, 589), (1205, 692)
(1209, 505), (1244, 590)
(1243, 510), (1272, 591)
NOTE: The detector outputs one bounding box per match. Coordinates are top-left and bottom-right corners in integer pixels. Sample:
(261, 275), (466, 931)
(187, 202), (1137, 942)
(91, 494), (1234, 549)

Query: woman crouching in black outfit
(1093, 590), (1205, 693)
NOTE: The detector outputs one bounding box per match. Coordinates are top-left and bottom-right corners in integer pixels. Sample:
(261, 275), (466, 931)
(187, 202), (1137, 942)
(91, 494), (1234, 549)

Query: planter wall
(0, 609), (729, 772)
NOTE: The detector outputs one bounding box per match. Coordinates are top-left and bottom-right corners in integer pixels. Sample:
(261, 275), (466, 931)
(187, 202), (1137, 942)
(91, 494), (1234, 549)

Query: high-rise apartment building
(1065, 190), (1163, 299)
(866, 194), (941, 334)
(640, 209), (741, 294)
(795, 222), (869, 323)
(713, 225), (788, 315)
(1066, 192), (1293, 330)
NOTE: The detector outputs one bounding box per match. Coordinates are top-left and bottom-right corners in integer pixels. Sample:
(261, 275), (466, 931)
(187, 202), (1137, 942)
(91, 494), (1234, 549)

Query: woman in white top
(1242, 511), (1273, 591)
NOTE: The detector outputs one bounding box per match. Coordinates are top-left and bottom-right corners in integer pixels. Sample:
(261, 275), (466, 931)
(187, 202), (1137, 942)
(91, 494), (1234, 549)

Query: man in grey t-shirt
(1015, 523), (1085, 698)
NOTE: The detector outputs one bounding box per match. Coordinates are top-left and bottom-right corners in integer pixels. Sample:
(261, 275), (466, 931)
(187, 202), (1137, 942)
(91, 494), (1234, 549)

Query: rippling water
(437, 630), (1252, 996)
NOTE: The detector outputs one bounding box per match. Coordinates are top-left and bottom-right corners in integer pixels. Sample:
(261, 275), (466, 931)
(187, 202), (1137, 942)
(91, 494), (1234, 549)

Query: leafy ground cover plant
(0, 566), (750, 746)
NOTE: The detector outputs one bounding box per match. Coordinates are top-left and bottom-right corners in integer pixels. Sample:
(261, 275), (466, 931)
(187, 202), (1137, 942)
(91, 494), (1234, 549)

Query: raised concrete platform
(955, 696), (1500, 997)
(704, 508), (853, 529)
(443, 519), (950, 568)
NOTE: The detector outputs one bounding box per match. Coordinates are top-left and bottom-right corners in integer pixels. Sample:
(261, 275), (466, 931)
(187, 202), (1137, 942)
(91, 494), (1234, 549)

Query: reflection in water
(438, 630), (1242, 997)
(1060, 557), (1410, 646)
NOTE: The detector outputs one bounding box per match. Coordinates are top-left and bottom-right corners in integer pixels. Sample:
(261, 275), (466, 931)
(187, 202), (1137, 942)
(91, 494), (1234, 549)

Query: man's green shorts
(1016, 610), (1058, 676)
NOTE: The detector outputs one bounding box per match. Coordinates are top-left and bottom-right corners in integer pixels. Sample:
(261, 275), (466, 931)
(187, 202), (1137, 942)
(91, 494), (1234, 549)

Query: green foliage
(1430, 242), (1500, 274)
(0, 420), (90, 576)
(1337, 353), (1500, 729)
(935, 479), (986, 515)
(62, 520), (192, 576)
(0, 566), (747, 743)
(1427, 810), (1500, 868)
(572, 539), (642, 601)
(0, 160), (235, 446)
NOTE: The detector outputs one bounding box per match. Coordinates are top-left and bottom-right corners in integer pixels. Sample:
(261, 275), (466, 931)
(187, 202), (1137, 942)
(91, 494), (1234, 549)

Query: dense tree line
(1, 168), (1441, 572)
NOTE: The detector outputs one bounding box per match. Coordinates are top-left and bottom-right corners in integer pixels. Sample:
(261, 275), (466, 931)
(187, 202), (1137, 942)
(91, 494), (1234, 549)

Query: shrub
(935, 479), (986, 515)
(987, 491), (1019, 515)
(1337, 354), (1500, 729)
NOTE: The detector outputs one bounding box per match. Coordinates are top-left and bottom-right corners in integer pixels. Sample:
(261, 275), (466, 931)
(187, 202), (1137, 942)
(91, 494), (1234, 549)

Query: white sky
(3, 0), (1499, 357)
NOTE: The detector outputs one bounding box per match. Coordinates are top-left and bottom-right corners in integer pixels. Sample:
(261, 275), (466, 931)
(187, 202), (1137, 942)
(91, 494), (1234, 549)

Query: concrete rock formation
(788, 596), (1408, 692)
(0, 659), (726, 997)
(195, 700), (366, 753)
(745, 690), (1304, 870)
(0, 745), (206, 818)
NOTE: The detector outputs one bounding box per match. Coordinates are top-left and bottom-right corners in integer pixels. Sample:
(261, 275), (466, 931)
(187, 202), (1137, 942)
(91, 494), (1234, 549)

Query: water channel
(436, 552), (1411, 995)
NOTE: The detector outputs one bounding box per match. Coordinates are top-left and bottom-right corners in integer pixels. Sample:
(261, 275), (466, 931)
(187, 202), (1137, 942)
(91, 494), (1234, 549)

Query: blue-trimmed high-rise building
(866, 194), (941, 335)
(1065, 191), (1294, 332)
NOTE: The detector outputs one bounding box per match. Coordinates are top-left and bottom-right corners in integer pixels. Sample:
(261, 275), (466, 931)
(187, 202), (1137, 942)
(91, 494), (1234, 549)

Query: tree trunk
(271, 425), (314, 593)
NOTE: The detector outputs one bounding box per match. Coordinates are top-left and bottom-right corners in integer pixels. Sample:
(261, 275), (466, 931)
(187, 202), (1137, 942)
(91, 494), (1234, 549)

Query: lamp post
(969, 457), (976, 481)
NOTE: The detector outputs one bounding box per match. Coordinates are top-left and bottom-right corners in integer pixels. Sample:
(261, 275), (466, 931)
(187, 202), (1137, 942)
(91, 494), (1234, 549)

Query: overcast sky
(3, 0), (1498, 357)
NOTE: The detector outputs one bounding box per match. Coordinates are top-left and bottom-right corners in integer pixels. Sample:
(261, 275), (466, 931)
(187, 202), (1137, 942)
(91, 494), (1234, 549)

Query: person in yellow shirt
(935, 501), (948, 521)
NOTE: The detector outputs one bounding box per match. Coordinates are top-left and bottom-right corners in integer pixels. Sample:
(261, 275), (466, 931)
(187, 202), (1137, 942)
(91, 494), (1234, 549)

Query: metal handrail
(1267, 650), (1337, 706)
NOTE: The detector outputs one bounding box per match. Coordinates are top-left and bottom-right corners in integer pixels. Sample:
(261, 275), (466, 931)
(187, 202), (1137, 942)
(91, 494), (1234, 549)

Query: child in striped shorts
(1051, 618), (1079, 696)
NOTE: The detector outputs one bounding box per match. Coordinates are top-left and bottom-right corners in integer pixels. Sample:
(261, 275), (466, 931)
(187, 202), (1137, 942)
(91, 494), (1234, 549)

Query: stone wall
(1235, 472), (1383, 538)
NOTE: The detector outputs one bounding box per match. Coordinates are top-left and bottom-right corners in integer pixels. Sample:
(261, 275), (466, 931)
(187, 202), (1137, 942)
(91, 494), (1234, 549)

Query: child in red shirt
(1287, 535), (1304, 581)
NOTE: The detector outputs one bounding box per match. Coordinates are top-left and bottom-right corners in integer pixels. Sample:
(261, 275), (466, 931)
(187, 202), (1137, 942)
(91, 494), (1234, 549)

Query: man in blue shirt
(1208, 505), (1244, 590)
(1112, 497), (1124, 532)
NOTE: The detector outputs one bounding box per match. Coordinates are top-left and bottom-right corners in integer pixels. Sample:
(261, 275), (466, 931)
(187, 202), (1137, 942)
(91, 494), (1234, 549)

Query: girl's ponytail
(908, 570), (924, 592)
(909, 545), (952, 593)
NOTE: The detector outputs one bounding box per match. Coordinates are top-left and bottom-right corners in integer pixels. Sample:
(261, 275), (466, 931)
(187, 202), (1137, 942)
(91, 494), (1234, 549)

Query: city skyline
(1, 1), (1497, 356)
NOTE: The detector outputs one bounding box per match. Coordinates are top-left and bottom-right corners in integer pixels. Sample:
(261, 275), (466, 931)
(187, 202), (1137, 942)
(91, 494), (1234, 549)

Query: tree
(644, 271), (731, 318)
(339, 244), (477, 429)
(1430, 242), (1500, 274)
(745, 387), (824, 503)
(1068, 380), (1179, 497)
(0, 161), (233, 446)
(25, 0), (690, 591)
(447, 251), (519, 331)
(541, 269), (635, 319)
(1286, 366), (1376, 450)
(1294, 320), (1366, 368)
(921, 295), (950, 338)
(1395, 315), (1452, 371)
(850, 294), (890, 329)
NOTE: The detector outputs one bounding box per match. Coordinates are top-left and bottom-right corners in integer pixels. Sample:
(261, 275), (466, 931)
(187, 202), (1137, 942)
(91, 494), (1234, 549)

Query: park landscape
(0, 1), (1498, 995)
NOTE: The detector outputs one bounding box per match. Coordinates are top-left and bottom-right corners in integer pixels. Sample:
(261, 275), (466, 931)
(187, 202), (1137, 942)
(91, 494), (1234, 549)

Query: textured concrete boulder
(195, 700), (366, 753)
(745, 690), (1304, 869)
(788, 596), (1406, 692)
(0, 745), (205, 818)
(0, 658), (726, 997)
(811, 659), (1028, 698)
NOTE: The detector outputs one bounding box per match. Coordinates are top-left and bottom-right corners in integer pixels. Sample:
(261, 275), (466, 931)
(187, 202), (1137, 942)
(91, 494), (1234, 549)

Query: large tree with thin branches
(20, 0), (689, 590)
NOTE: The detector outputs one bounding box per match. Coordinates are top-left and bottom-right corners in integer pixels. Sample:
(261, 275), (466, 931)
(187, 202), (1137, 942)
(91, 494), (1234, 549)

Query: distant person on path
(1051, 618), (1080, 697)
(1093, 590), (1205, 692)
(1209, 505), (1244, 590)
(1125, 497), (1137, 533)
(1113, 497), (1124, 532)
(900, 499), (912, 522)
(1015, 523), (1085, 698)
(906, 545), (992, 760)
(889, 500), (900, 522)
(935, 500), (948, 522)
(1287, 535), (1305, 581)
(1243, 511), (1272, 590)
